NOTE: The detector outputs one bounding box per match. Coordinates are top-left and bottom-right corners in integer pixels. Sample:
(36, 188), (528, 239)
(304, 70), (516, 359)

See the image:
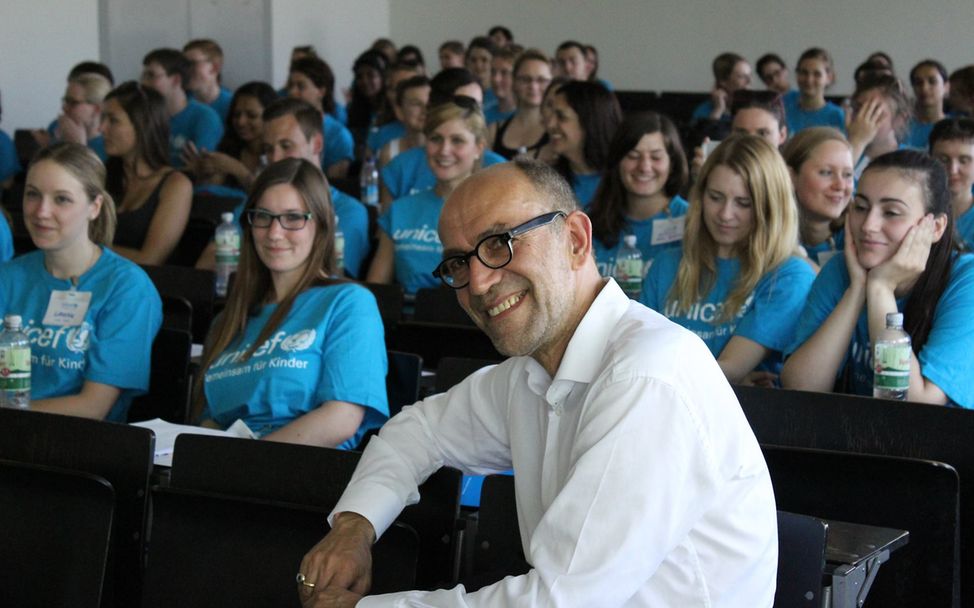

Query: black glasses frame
(245, 209), (314, 231)
(432, 210), (567, 289)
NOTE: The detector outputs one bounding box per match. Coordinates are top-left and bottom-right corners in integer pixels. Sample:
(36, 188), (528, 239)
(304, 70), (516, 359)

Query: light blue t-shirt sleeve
(194, 104), (224, 152)
(0, 213), (13, 262)
(734, 257), (816, 352)
(639, 248), (680, 312)
(784, 253), (850, 364)
(317, 285), (389, 449)
(916, 254), (974, 408)
(323, 115), (355, 170)
(380, 153), (406, 200)
(331, 188), (370, 278)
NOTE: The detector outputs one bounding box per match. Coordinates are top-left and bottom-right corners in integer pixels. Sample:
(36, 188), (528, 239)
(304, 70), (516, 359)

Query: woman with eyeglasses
(195, 158), (388, 447)
(492, 49), (553, 161)
(367, 98), (488, 295)
(640, 135), (816, 386)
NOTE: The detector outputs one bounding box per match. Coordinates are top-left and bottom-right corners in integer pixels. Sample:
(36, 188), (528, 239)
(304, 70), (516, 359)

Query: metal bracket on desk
(828, 549), (890, 608)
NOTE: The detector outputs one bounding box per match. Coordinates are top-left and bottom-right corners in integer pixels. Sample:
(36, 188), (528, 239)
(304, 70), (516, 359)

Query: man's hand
(298, 512), (376, 605)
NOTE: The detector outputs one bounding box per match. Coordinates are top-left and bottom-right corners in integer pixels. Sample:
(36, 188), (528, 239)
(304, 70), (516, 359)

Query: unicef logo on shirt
(280, 329), (316, 352)
(66, 322), (92, 354)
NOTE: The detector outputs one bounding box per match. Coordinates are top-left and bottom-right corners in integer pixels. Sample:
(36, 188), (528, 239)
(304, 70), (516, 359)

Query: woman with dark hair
(396, 45), (425, 72)
(101, 81), (192, 265)
(465, 36), (496, 109)
(347, 50), (389, 150)
(196, 158), (388, 445)
(0, 142), (161, 421)
(589, 112), (689, 278)
(641, 135), (814, 385)
(184, 81), (277, 193)
(287, 57), (355, 180)
(492, 49), (553, 161)
(906, 59), (949, 149)
(783, 150), (974, 407)
(544, 80), (622, 205)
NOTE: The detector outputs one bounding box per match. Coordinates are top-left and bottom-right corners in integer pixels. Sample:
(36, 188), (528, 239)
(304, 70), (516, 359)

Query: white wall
(270, 0), (391, 106)
(389, 0), (974, 96)
(0, 0), (101, 131)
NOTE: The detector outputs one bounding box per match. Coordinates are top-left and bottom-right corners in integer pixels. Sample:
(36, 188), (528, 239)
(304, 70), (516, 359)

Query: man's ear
(565, 210), (593, 269)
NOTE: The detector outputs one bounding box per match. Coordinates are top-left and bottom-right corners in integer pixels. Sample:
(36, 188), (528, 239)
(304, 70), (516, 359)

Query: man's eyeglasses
(432, 211), (566, 289)
(245, 209), (313, 231)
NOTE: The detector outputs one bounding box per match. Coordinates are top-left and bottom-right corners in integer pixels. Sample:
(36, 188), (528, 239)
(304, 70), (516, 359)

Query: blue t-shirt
(691, 99), (730, 124)
(642, 249), (815, 373)
(367, 121), (406, 154)
(572, 173), (601, 207)
(331, 187), (370, 279)
(483, 88), (498, 113)
(0, 129), (21, 184)
(170, 99), (224, 167)
(332, 103), (348, 126)
(45, 119), (107, 161)
(904, 119), (935, 151)
(783, 96), (845, 136)
(227, 185), (366, 279)
(0, 248), (162, 421)
(322, 114), (355, 172)
(203, 284), (389, 447)
(377, 189), (445, 295)
(786, 252), (974, 407)
(591, 195), (689, 277)
(380, 147), (507, 200)
(803, 230), (845, 267)
(0, 212), (13, 262)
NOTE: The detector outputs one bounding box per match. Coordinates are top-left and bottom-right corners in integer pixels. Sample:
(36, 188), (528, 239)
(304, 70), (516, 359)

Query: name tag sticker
(42, 290), (92, 326)
(651, 216), (685, 245)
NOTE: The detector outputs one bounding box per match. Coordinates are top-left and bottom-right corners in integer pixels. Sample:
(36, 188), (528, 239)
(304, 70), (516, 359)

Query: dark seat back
(434, 357), (500, 394)
(361, 281), (404, 331)
(169, 434), (462, 589)
(763, 444), (959, 607)
(387, 350), (422, 417)
(140, 264), (216, 343)
(775, 511), (827, 608)
(390, 321), (501, 369)
(736, 385), (969, 606)
(0, 409), (154, 608)
(127, 326), (193, 424)
(414, 287), (475, 326)
(141, 486), (418, 607)
(0, 460), (115, 608)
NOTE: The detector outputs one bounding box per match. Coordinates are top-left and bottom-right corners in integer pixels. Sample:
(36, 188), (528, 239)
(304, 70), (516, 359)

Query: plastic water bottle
(613, 235), (643, 299)
(360, 156), (379, 207)
(214, 212), (241, 297)
(873, 312), (911, 400)
(334, 215), (345, 276)
(0, 315), (31, 409)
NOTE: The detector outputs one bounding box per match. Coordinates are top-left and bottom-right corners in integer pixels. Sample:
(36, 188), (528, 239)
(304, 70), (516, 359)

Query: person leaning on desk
(297, 159), (779, 607)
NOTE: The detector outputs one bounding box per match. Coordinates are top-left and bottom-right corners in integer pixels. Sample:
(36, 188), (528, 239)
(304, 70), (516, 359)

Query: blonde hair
(71, 73), (112, 105)
(31, 142), (116, 245)
(670, 134), (799, 322)
(424, 98), (488, 170)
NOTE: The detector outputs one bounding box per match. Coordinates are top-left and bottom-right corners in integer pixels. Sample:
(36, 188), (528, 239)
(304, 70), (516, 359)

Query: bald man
(298, 159), (777, 607)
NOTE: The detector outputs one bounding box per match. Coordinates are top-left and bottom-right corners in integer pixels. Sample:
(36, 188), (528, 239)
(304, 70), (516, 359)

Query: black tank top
(493, 116), (550, 160)
(114, 171), (176, 250)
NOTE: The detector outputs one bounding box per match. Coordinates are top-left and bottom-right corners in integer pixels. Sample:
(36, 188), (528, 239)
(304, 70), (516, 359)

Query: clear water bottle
(214, 212), (241, 297)
(334, 215), (345, 276)
(874, 312), (911, 400)
(613, 235), (643, 299)
(0, 314), (31, 409)
(360, 156), (379, 207)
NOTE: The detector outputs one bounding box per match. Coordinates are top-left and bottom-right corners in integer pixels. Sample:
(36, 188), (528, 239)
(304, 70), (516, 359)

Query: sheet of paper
(132, 418), (255, 467)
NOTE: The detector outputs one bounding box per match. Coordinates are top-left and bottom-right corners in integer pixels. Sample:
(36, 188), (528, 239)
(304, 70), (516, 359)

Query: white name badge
(42, 290), (92, 327)
(651, 216), (685, 246)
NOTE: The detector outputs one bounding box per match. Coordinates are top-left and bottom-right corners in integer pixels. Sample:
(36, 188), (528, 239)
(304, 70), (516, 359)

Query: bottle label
(615, 258), (642, 294)
(215, 233), (241, 265)
(874, 342), (911, 389)
(0, 346), (31, 391)
(364, 184), (379, 206)
(335, 233), (345, 273)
